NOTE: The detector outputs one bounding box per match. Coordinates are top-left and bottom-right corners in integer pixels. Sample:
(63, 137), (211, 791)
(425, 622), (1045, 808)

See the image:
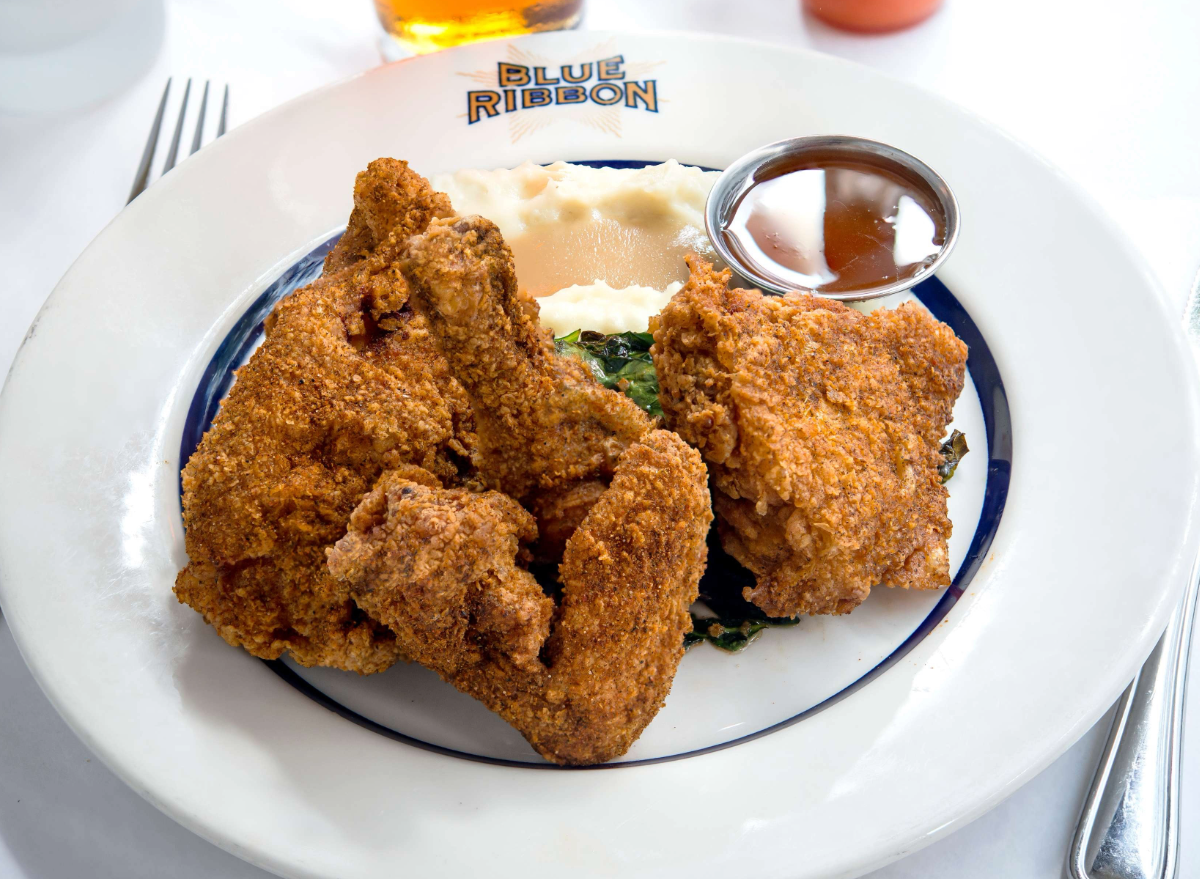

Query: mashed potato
(537, 280), (684, 335)
(432, 161), (719, 334)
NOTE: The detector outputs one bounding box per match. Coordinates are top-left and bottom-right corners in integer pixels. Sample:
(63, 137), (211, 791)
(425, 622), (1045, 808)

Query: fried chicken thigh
(652, 257), (968, 618)
(329, 430), (712, 765)
(175, 163), (471, 673)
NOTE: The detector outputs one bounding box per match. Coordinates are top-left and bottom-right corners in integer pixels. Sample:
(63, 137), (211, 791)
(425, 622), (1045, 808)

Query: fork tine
(189, 81), (211, 156)
(217, 84), (229, 137)
(127, 78), (171, 204)
(161, 78), (192, 174)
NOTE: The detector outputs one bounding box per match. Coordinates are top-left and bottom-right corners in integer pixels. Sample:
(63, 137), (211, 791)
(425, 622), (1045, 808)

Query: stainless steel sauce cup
(705, 135), (960, 301)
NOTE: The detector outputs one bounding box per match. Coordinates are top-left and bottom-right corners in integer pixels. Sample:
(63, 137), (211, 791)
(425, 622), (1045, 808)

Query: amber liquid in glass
(375, 0), (584, 55)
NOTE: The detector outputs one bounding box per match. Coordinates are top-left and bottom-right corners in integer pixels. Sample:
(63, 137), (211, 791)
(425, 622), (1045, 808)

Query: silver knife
(1067, 268), (1200, 879)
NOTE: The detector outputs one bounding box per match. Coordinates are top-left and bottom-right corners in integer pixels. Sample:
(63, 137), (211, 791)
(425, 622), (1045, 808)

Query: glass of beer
(376, 0), (584, 57)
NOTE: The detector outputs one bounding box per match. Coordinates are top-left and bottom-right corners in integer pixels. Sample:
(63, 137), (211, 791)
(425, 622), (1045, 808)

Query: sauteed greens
(554, 330), (662, 418)
(939, 430), (969, 483)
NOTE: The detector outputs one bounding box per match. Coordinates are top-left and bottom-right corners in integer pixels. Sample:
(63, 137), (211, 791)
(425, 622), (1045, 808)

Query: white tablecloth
(1, 1), (1198, 876)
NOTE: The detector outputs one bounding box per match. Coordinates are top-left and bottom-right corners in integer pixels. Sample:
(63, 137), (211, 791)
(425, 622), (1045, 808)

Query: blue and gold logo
(458, 43), (664, 140)
(467, 55), (658, 124)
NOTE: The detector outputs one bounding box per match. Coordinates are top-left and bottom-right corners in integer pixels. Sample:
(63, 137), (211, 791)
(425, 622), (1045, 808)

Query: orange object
(803, 0), (942, 33)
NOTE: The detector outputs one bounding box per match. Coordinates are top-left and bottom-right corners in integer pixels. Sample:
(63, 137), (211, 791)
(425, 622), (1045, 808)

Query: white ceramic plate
(1, 30), (1198, 879)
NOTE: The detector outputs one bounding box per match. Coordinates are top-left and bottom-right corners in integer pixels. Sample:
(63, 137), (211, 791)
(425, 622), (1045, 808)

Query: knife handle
(1067, 576), (1197, 879)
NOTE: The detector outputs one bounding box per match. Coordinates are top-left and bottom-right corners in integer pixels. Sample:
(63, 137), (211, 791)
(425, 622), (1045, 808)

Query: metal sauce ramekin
(705, 135), (960, 302)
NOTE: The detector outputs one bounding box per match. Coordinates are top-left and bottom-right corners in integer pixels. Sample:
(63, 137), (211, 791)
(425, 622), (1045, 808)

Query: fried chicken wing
(175, 167), (473, 674)
(400, 215), (652, 501)
(328, 430), (712, 765)
(652, 256), (968, 618)
(532, 430), (711, 762)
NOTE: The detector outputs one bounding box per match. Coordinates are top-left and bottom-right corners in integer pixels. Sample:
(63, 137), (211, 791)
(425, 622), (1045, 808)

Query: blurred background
(0, 1), (1197, 878)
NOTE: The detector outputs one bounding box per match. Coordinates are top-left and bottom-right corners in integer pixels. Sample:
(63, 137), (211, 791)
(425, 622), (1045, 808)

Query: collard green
(554, 330), (663, 418)
(939, 429), (970, 483)
(684, 612), (800, 652)
(686, 526), (799, 651)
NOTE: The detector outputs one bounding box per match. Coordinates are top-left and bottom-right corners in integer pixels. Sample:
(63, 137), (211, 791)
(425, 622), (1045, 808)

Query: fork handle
(1068, 576), (1198, 879)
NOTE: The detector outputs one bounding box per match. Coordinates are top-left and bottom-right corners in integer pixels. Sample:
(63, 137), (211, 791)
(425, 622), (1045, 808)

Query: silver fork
(127, 78), (229, 204)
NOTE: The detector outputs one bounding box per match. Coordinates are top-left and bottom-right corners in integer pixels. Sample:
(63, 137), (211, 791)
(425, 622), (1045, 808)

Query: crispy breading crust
(652, 256), (968, 617)
(328, 430), (712, 765)
(323, 158), (453, 274)
(532, 430), (711, 763)
(327, 466), (554, 673)
(401, 215), (652, 500)
(175, 166), (473, 674)
(524, 479), (609, 563)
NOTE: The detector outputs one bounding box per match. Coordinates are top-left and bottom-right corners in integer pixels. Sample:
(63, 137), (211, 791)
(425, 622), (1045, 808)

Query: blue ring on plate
(179, 161), (1011, 769)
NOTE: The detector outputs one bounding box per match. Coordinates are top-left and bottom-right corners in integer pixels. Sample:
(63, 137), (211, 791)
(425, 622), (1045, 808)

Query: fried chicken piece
(175, 168), (474, 674)
(323, 158), (453, 274)
(527, 431), (710, 762)
(328, 430), (712, 765)
(652, 257), (968, 618)
(401, 215), (653, 501)
(326, 465), (553, 673)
